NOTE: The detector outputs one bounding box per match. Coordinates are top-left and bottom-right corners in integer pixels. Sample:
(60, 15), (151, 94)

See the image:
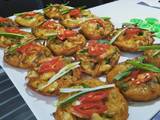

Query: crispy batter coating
(4, 42), (52, 68)
(80, 18), (114, 40)
(43, 4), (70, 19)
(76, 41), (120, 77)
(32, 20), (65, 39)
(26, 57), (79, 96)
(54, 79), (128, 120)
(144, 47), (160, 67)
(0, 27), (35, 48)
(107, 62), (160, 101)
(112, 27), (154, 52)
(15, 12), (45, 27)
(47, 33), (86, 56)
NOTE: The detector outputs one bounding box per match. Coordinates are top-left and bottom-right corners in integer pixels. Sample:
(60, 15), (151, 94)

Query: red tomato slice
(16, 42), (42, 55)
(79, 91), (108, 103)
(72, 101), (107, 118)
(125, 28), (141, 35)
(90, 19), (105, 28)
(38, 57), (64, 74)
(58, 30), (77, 41)
(132, 72), (153, 85)
(0, 17), (7, 22)
(41, 21), (56, 29)
(24, 12), (37, 16)
(5, 28), (26, 34)
(69, 8), (81, 17)
(87, 40), (109, 56)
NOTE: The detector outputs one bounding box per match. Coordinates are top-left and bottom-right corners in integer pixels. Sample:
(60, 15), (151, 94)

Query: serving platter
(0, 1), (160, 120)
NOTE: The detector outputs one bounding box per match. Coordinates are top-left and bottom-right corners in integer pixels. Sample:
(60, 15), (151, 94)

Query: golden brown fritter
(112, 27), (154, 52)
(0, 17), (18, 27)
(26, 57), (79, 96)
(0, 27), (35, 48)
(80, 18), (114, 40)
(107, 61), (160, 101)
(47, 30), (86, 56)
(15, 11), (45, 28)
(43, 4), (70, 19)
(143, 46), (160, 67)
(54, 79), (128, 120)
(32, 20), (65, 39)
(60, 9), (95, 28)
(76, 40), (120, 77)
(4, 42), (52, 68)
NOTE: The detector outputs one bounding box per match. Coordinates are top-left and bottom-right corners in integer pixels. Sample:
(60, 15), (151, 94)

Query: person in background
(0, 0), (115, 17)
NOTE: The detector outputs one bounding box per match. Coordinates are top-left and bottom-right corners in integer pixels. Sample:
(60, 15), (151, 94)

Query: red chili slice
(16, 42), (42, 55)
(0, 17), (7, 22)
(131, 72), (153, 85)
(90, 19), (106, 28)
(58, 30), (77, 41)
(5, 28), (26, 34)
(79, 91), (108, 103)
(24, 12), (37, 16)
(87, 40), (109, 56)
(38, 57), (64, 74)
(125, 28), (141, 35)
(69, 8), (81, 17)
(41, 21), (56, 29)
(72, 101), (107, 118)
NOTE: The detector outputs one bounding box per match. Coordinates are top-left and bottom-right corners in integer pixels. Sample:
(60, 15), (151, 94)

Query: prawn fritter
(60, 8), (95, 28)
(107, 60), (160, 101)
(112, 27), (154, 52)
(43, 4), (70, 19)
(0, 17), (18, 27)
(15, 11), (45, 27)
(0, 27), (35, 48)
(76, 40), (120, 77)
(80, 18), (114, 40)
(4, 41), (52, 68)
(32, 20), (65, 39)
(54, 79), (128, 120)
(47, 29), (86, 56)
(143, 45), (160, 67)
(26, 57), (79, 96)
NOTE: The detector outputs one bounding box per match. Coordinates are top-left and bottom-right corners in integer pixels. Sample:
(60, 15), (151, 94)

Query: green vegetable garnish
(0, 32), (25, 39)
(97, 39), (110, 44)
(7, 39), (33, 53)
(139, 45), (160, 51)
(100, 16), (110, 21)
(130, 18), (143, 25)
(79, 49), (88, 54)
(37, 62), (80, 90)
(114, 66), (134, 81)
(58, 84), (115, 106)
(109, 27), (127, 44)
(128, 60), (160, 73)
(153, 50), (160, 57)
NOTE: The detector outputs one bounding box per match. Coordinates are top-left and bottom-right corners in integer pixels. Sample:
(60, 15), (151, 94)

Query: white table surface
(1, 1), (160, 120)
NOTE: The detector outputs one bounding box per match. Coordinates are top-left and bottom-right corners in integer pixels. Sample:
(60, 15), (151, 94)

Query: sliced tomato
(132, 72), (153, 85)
(125, 28), (141, 35)
(24, 12), (37, 16)
(0, 17), (7, 22)
(58, 30), (77, 41)
(79, 91), (108, 103)
(69, 8), (81, 17)
(87, 40), (109, 56)
(90, 19), (105, 28)
(72, 101), (107, 118)
(41, 21), (56, 29)
(38, 57), (64, 74)
(16, 42), (42, 55)
(5, 28), (26, 34)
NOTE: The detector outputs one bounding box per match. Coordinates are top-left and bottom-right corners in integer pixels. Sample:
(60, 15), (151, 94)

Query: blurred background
(0, 0), (116, 17)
